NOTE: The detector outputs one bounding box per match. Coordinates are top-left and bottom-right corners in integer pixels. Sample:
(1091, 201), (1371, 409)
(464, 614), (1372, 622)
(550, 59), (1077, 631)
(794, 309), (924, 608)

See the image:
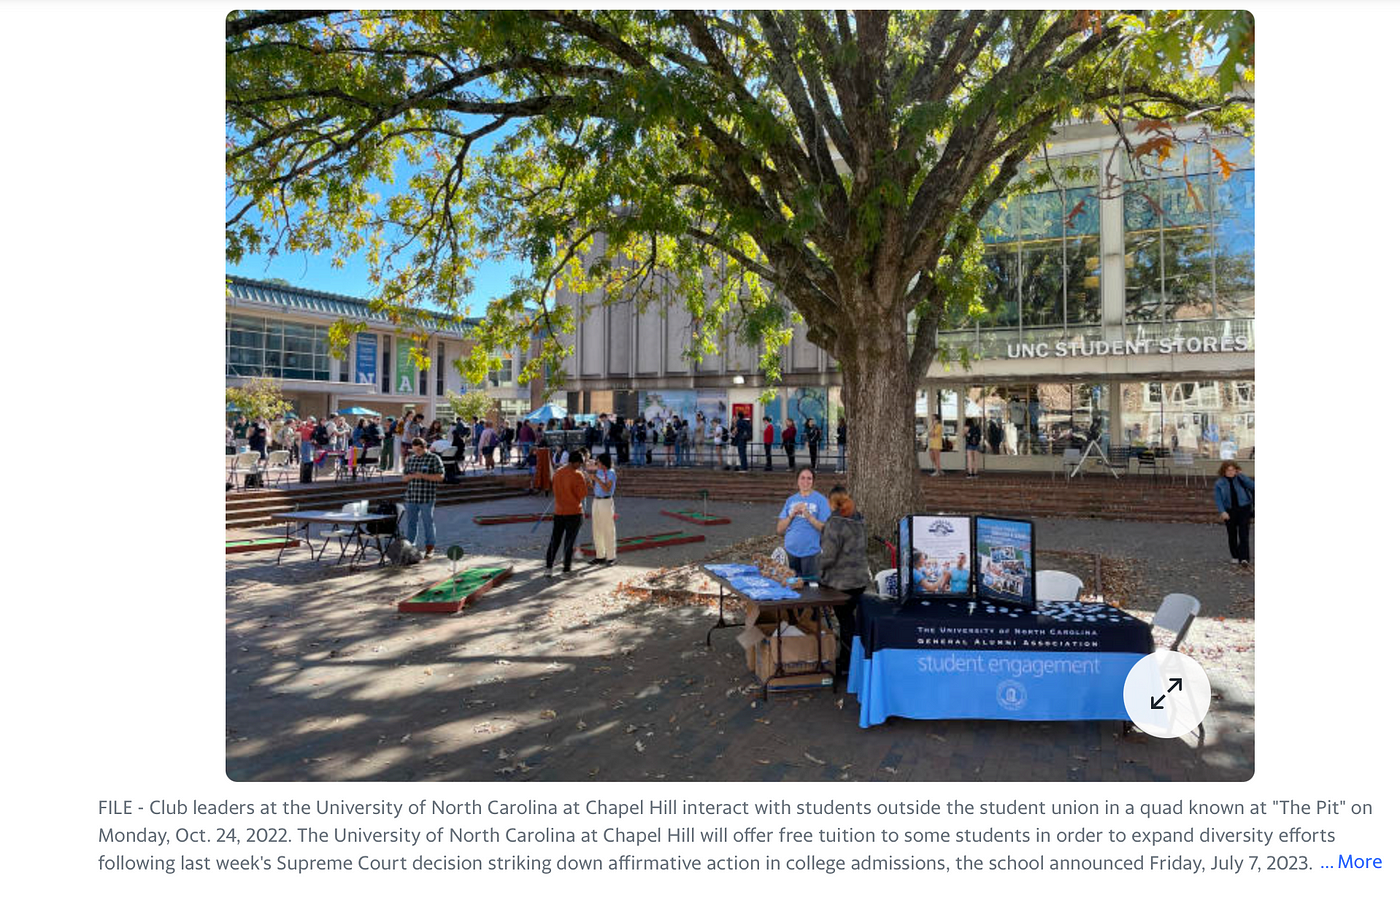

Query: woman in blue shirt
(776, 467), (829, 578)
(912, 552), (945, 593)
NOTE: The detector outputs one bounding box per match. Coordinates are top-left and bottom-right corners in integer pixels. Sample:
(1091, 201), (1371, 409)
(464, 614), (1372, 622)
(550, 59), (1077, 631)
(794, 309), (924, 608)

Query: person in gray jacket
(818, 484), (869, 679)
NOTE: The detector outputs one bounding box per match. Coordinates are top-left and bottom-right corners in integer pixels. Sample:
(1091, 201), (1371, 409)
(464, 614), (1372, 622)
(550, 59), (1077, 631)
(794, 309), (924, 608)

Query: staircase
(226, 473), (530, 529)
(605, 468), (1218, 524)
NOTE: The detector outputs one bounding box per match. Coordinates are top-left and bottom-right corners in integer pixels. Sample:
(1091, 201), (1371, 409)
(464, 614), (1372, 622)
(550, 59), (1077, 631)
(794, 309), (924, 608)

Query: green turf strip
(617, 532), (684, 545)
(408, 568), (508, 603)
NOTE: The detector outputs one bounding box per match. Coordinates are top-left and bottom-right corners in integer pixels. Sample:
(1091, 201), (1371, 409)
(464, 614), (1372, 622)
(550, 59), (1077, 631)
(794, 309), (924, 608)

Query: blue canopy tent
(337, 406), (380, 417)
(523, 404), (568, 423)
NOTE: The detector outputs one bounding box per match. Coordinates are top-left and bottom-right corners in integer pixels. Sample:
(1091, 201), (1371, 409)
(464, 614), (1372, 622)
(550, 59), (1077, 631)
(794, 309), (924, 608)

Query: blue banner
(847, 639), (1143, 727)
(355, 332), (378, 385)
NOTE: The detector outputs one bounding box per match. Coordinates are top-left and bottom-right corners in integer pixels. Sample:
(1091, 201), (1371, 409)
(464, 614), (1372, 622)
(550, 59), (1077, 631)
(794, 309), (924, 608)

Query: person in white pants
(584, 454), (618, 566)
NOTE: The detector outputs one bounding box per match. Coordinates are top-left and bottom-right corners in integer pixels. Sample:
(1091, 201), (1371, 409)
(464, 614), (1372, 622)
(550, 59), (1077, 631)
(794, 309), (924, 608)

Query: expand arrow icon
(1151, 695), (1166, 709)
(1168, 677), (1183, 693)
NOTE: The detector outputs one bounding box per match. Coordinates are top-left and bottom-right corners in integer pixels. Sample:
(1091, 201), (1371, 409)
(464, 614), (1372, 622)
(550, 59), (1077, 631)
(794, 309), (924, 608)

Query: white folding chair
(1152, 593), (1202, 651)
(1035, 569), (1084, 602)
(263, 450), (293, 488)
(227, 451), (264, 491)
(318, 501), (367, 560)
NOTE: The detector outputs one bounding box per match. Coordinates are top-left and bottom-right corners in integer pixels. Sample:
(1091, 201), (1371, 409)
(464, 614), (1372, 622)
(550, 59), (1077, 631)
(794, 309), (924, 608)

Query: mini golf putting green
(398, 566), (514, 613)
(578, 531), (704, 556)
(473, 512), (616, 525)
(226, 537), (301, 554)
(660, 510), (731, 526)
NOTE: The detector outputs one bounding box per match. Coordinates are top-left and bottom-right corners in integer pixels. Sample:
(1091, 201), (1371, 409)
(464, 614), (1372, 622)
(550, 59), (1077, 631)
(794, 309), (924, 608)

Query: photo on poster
(908, 515), (973, 599)
(975, 516), (1036, 608)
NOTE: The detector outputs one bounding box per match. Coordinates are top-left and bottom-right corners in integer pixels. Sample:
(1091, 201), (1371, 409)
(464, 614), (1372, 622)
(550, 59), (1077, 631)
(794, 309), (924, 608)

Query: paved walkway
(226, 496), (1253, 782)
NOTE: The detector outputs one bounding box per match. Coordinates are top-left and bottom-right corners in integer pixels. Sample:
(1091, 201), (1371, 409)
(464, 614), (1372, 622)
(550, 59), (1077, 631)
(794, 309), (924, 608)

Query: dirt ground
(226, 496), (1254, 782)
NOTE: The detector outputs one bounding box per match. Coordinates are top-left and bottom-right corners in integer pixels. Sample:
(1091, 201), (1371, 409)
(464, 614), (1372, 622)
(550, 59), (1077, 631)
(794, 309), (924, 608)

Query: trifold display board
(973, 516), (1036, 608)
(904, 515), (974, 600)
(897, 514), (1036, 608)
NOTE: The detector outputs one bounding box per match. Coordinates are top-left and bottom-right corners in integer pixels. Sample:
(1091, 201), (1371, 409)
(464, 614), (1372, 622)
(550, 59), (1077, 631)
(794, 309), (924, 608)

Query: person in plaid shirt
(402, 437), (445, 557)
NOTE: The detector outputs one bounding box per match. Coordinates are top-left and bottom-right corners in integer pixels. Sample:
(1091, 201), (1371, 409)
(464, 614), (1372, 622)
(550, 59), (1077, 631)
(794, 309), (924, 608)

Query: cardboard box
(752, 620), (836, 684)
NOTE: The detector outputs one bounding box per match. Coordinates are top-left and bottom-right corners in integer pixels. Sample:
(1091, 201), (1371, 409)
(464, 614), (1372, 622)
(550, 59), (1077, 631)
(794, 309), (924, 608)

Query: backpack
(386, 536), (422, 566)
(488, 429), (499, 448)
(367, 499), (399, 536)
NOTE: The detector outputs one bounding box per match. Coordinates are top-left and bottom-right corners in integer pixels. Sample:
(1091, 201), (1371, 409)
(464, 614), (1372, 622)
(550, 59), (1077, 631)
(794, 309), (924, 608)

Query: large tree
(227, 9), (1252, 533)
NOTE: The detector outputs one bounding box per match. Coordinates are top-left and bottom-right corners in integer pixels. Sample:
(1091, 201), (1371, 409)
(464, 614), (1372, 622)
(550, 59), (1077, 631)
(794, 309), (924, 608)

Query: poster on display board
(906, 515), (974, 600)
(974, 516), (1036, 608)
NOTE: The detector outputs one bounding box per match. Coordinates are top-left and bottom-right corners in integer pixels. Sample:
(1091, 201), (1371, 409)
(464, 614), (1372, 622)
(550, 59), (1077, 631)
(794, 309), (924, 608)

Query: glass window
(1213, 165), (1255, 318)
(436, 342), (445, 396)
(1028, 383), (1073, 454)
(977, 159), (1101, 332)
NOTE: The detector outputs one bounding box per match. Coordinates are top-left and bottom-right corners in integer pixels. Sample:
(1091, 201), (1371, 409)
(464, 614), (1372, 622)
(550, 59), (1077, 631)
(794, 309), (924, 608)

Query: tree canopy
(227, 9), (1253, 529)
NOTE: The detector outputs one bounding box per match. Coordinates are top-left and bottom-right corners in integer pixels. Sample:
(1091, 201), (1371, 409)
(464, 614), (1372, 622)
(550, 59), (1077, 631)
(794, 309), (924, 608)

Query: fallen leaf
(539, 709), (557, 720)
(803, 752), (825, 766)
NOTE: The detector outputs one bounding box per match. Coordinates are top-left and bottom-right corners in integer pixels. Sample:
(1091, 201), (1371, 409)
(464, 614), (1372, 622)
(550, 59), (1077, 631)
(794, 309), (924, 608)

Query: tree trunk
(830, 292), (920, 545)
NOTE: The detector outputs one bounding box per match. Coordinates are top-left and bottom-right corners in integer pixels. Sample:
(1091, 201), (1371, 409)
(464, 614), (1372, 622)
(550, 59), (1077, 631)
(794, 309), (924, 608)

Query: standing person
(711, 416), (726, 469)
(531, 439), (553, 494)
(835, 417), (847, 473)
(397, 410), (415, 470)
(381, 415), (397, 472)
(964, 416), (983, 478)
(401, 437), (445, 558)
(646, 419), (658, 465)
(247, 421), (267, 461)
(545, 451), (588, 576)
(662, 418), (676, 466)
(584, 417), (599, 456)
(804, 418), (821, 471)
(1214, 461), (1255, 567)
(277, 417), (298, 460)
(781, 418), (797, 470)
(352, 418), (366, 450)
(762, 416), (775, 471)
(676, 416), (690, 466)
(585, 454), (618, 566)
(479, 419), (498, 471)
(927, 414), (944, 476)
(818, 484), (869, 679)
(297, 416), (317, 482)
(776, 467), (830, 579)
(988, 418), (1005, 455)
(232, 415), (249, 450)
(471, 416), (485, 466)
(734, 411), (752, 472)
(518, 419), (535, 468)
(631, 418), (646, 467)
(499, 420), (515, 466)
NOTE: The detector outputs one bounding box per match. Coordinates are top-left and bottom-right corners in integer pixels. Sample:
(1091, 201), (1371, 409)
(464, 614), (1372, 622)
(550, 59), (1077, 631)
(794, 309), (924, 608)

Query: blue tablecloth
(847, 597), (1154, 728)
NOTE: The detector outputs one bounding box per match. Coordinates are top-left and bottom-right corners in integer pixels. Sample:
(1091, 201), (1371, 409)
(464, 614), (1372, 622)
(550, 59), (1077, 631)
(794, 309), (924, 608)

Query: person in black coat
(804, 419), (821, 470)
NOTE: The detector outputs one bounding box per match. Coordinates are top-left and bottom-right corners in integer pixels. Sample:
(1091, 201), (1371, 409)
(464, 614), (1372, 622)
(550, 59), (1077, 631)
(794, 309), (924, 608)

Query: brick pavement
(226, 496), (1253, 783)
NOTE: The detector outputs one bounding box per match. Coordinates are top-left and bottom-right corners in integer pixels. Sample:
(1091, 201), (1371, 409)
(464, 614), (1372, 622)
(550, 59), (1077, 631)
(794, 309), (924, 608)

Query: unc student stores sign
(1007, 335), (1252, 359)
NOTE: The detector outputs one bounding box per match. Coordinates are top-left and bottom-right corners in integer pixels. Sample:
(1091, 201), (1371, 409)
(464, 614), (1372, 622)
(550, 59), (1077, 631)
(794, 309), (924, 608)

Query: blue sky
(225, 245), (526, 315)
